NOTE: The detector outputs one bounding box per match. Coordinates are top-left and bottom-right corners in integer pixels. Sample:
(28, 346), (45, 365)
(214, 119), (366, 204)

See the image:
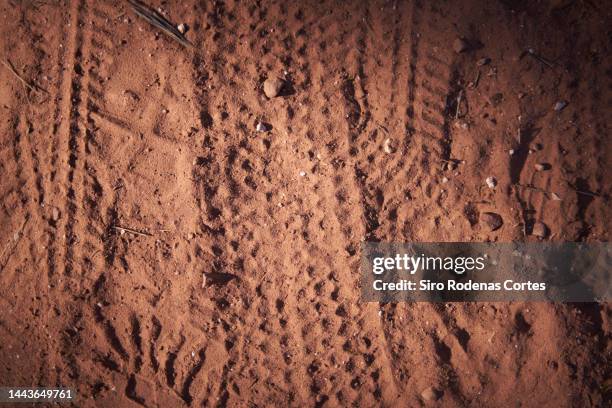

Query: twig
(0, 216), (29, 271)
(517, 184), (562, 201)
(1, 59), (48, 94)
(575, 189), (601, 198)
(455, 89), (464, 119)
(113, 225), (152, 237)
(128, 0), (193, 48)
(468, 70), (480, 89)
(526, 48), (554, 68)
(440, 158), (464, 164)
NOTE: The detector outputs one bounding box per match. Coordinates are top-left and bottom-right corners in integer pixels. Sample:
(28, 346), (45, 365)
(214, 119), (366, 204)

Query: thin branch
(1, 59), (48, 94)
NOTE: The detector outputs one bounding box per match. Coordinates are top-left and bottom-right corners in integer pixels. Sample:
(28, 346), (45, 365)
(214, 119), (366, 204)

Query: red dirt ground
(0, 0), (610, 406)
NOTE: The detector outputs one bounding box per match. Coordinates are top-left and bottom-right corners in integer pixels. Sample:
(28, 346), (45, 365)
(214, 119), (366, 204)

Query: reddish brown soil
(0, 0), (610, 406)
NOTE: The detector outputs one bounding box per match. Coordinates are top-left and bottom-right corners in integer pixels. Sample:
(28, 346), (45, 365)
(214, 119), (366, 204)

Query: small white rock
(553, 100), (568, 111)
(382, 138), (396, 154)
(453, 37), (469, 53)
(256, 122), (268, 132)
(299, 171), (306, 177)
(532, 221), (549, 238)
(485, 176), (497, 189)
(177, 23), (187, 34)
(534, 163), (547, 171)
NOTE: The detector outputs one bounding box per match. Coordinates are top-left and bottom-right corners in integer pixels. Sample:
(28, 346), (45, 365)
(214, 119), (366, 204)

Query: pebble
(51, 207), (61, 221)
(485, 176), (497, 189)
(480, 212), (503, 231)
(532, 221), (549, 238)
(553, 100), (568, 111)
(177, 23), (187, 34)
(453, 38), (469, 53)
(421, 387), (442, 401)
(534, 163), (549, 171)
(263, 76), (284, 98)
(299, 170), (306, 177)
(531, 142), (543, 151)
(256, 121), (271, 132)
(383, 138), (396, 154)
(477, 57), (491, 66)
(509, 149), (515, 156)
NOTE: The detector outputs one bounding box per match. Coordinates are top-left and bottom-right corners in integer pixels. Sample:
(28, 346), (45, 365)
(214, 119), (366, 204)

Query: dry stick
(468, 70), (481, 89)
(526, 48), (554, 68)
(455, 89), (464, 119)
(517, 184), (562, 200)
(127, 0), (193, 48)
(575, 189), (602, 198)
(1, 59), (48, 94)
(0, 216), (29, 270)
(113, 225), (152, 237)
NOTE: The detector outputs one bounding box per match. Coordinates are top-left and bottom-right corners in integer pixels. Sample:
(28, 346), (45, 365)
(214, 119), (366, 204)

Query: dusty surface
(0, 0), (610, 406)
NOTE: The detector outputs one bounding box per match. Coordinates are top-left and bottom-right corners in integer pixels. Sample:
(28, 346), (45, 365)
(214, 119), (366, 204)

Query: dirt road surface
(0, 0), (610, 406)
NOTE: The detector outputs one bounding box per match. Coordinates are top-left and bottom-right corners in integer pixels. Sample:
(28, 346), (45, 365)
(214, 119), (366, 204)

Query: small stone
(382, 138), (396, 154)
(256, 121), (271, 132)
(263, 76), (284, 98)
(485, 176), (497, 189)
(51, 207), (61, 221)
(477, 57), (491, 66)
(532, 221), (549, 238)
(553, 100), (568, 111)
(299, 170), (306, 177)
(534, 163), (550, 171)
(453, 38), (469, 53)
(509, 149), (515, 155)
(480, 212), (503, 231)
(531, 142), (543, 151)
(421, 387), (442, 401)
(441, 176), (449, 184)
(177, 23), (187, 34)
(454, 119), (469, 129)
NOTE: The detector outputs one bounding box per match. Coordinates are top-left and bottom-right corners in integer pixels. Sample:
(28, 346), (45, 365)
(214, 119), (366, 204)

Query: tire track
(6, 1), (76, 388)
(270, 1), (406, 405)
(77, 2), (195, 403)
(343, 0), (466, 404)
(188, 1), (307, 404)
(61, 0), (87, 280)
